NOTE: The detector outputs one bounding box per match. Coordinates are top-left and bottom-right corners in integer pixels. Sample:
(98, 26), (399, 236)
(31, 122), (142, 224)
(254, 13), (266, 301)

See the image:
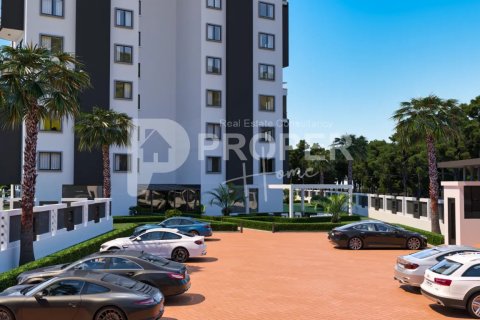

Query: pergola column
(289, 187), (294, 218)
(300, 188), (305, 214)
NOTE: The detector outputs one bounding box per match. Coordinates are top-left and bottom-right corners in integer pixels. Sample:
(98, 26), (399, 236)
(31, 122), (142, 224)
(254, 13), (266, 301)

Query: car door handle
(125, 272), (135, 277)
(68, 302), (77, 308)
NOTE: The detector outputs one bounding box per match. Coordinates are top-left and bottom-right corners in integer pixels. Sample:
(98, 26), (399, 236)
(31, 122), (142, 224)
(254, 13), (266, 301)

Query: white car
(421, 252), (480, 318)
(100, 228), (207, 263)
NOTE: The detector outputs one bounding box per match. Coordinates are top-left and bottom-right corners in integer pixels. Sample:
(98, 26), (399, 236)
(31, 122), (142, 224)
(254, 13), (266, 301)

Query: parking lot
(162, 229), (470, 320)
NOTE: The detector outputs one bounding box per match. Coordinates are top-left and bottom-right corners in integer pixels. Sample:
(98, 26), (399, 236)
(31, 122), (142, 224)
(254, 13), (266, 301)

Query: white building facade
(0, 0), (290, 215)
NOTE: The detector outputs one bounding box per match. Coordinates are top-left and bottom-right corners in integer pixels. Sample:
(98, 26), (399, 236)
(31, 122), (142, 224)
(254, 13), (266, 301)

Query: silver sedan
(394, 245), (479, 287)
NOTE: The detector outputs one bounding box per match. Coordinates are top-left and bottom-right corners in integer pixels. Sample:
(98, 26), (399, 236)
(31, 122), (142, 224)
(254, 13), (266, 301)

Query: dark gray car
(0, 271), (164, 320)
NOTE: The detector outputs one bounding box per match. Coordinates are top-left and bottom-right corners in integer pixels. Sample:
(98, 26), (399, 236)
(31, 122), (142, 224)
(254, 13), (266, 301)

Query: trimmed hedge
(228, 215), (361, 224)
(112, 216), (238, 232)
(225, 218), (349, 232)
(395, 224), (445, 246)
(0, 223), (138, 292)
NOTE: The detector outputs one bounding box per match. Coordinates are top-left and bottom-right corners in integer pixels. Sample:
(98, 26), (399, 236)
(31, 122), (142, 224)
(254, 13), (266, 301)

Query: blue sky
(285, 0), (480, 147)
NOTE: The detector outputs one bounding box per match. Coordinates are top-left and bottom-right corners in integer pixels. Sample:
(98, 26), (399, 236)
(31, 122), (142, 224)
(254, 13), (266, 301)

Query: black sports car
(17, 250), (190, 296)
(0, 271), (163, 320)
(328, 220), (428, 250)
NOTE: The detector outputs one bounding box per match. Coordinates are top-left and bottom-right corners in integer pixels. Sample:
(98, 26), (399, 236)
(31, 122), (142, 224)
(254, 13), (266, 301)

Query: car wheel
(171, 247), (189, 263)
(468, 293), (480, 319)
(406, 237), (421, 250)
(190, 230), (200, 236)
(0, 306), (15, 320)
(95, 306), (126, 320)
(348, 237), (363, 250)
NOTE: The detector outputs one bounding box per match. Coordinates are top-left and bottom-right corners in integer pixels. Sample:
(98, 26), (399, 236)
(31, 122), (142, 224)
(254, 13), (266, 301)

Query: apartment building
(0, 0), (290, 215)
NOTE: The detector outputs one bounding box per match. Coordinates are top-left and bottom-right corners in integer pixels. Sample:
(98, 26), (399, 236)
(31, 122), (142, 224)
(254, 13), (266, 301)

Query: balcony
(0, 0), (25, 42)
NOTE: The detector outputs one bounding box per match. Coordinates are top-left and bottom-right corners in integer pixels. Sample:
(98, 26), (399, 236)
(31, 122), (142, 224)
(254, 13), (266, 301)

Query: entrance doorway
(448, 198), (456, 245)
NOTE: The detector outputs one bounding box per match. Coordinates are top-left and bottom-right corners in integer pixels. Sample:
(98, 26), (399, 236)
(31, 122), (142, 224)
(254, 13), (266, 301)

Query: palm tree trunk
(102, 145), (111, 198)
(348, 160), (353, 186)
(19, 112), (39, 265)
(426, 135), (441, 234)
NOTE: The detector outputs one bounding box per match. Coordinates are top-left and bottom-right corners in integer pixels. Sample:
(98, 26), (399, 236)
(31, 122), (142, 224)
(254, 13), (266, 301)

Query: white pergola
(268, 184), (354, 218)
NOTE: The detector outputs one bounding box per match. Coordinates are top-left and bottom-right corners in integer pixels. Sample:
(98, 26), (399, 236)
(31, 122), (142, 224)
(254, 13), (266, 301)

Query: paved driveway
(162, 229), (470, 320)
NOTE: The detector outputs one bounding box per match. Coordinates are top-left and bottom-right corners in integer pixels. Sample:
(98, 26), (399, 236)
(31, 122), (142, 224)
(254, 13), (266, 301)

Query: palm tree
(332, 134), (368, 188)
(205, 184), (244, 216)
(0, 44), (90, 265)
(320, 194), (349, 223)
(393, 95), (461, 234)
(75, 108), (134, 198)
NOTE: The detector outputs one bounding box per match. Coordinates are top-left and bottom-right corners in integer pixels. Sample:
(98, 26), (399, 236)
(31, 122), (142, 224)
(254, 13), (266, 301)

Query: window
(140, 231), (164, 241)
(206, 123), (221, 140)
(180, 218), (194, 225)
(259, 33), (275, 50)
(375, 224), (395, 232)
(207, 57), (222, 74)
(259, 2), (275, 19)
(430, 259), (463, 276)
(259, 127), (275, 143)
(73, 258), (108, 270)
(114, 81), (133, 99)
(40, 117), (62, 132)
(41, 0), (63, 17)
(260, 158), (275, 173)
(114, 154), (131, 172)
(207, 0), (221, 9)
(43, 280), (84, 296)
(109, 258), (142, 270)
(353, 223), (376, 231)
(114, 45), (133, 63)
(162, 232), (182, 240)
(82, 282), (110, 295)
(116, 8), (133, 28)
(164, 219), (181, 226)
(259, 95), (275, 111)
(463, 264), (480, 277)
(38, 152), (62, 171)
(207, 90), (222, 107)
(40, 35), (63, 53)
(464, 187), (480, 219)
(207, 157), (221, 173)
(259, 64), (275, 80)
(207, 24), (222, 42)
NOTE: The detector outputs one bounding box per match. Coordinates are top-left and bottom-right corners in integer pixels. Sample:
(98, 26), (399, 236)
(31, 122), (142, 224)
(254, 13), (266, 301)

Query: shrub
(395, 224), (445, 246)
(0, 223), (137, 292)
(224, 218), (349, 232)
(114, 215), (165, 224)
(165, 209), (183, 219)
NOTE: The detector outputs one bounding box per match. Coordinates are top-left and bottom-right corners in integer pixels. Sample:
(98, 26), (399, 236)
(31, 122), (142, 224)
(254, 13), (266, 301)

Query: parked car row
(0, 217), (212, 320)
(395, 246), (480, 318)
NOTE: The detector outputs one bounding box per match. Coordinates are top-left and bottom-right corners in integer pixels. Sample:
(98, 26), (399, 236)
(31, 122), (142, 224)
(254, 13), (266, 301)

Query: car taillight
(206, 225), (212, 229)
(403, 263), (419, 270)
(168, 272), (186, 280)
(434, 278), (452, 286)
(195, 240), (203, 245)
(135, 298), (156, 305)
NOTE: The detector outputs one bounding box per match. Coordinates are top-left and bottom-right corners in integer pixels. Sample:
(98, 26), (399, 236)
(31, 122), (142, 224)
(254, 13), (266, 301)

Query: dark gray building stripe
(226, 0), (254, 185)
(283, 2), (289, 68)
(0, 0), (24, 31)
(0, 127), (22, 184)
(74, 0), (111, 185)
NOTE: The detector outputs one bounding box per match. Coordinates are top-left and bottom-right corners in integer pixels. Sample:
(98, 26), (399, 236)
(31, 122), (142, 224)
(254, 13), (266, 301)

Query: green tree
(320, 194), (349, 223)
(75, 108), (134, 198)
(392, 95), (462, 233)
(0, 45), (90, 265)
(332, 134), (368, 188)
(288, 140), (310, 183)
(205, 184), (244, 216)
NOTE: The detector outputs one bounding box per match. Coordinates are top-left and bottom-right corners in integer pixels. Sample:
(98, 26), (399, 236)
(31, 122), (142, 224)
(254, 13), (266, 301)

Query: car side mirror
(159, 223), (165, 227)
(134, 237), (142, 242)
(34, 290), (47, 300)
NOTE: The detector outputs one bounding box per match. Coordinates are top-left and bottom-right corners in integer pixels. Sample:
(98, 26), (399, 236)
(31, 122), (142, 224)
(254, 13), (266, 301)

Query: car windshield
(430, 259), (463, 276)
(102, 274), (138, 289)
(411, 248), (441, 259)
(139, 254), (169, 266)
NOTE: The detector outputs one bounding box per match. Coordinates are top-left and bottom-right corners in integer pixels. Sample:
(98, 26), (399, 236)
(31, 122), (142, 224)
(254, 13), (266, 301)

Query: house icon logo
(137, 119), (190, 177)
(141, 129), (172, 163)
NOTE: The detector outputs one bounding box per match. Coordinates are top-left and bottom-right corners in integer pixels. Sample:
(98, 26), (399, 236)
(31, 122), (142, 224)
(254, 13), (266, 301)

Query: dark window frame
(40, 0), (64, 18)
(40, 34), (64, 53)
(206, 24), (222, 42)
(206, 90), (222, 107)
(259, 32), (275, 50)
(259, 95), (276, 112)
(207, 0), (221, 9)
(260, 158), (275, 173)
(258, 63), (275, 81)
(39, 117), (63, 132)
(114, 154), (132, 173)
(38, 152), (62, 171)
(259, 127), (275, 143)
(114, 44), (134, 64)
(114, 80), (133, 100)
(206, 156), (222, 174)
(259, 1), (275, 20)
(115, 8), (134, 29)
(206, 123), (222, 141)
(206, 56), (222, 75)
